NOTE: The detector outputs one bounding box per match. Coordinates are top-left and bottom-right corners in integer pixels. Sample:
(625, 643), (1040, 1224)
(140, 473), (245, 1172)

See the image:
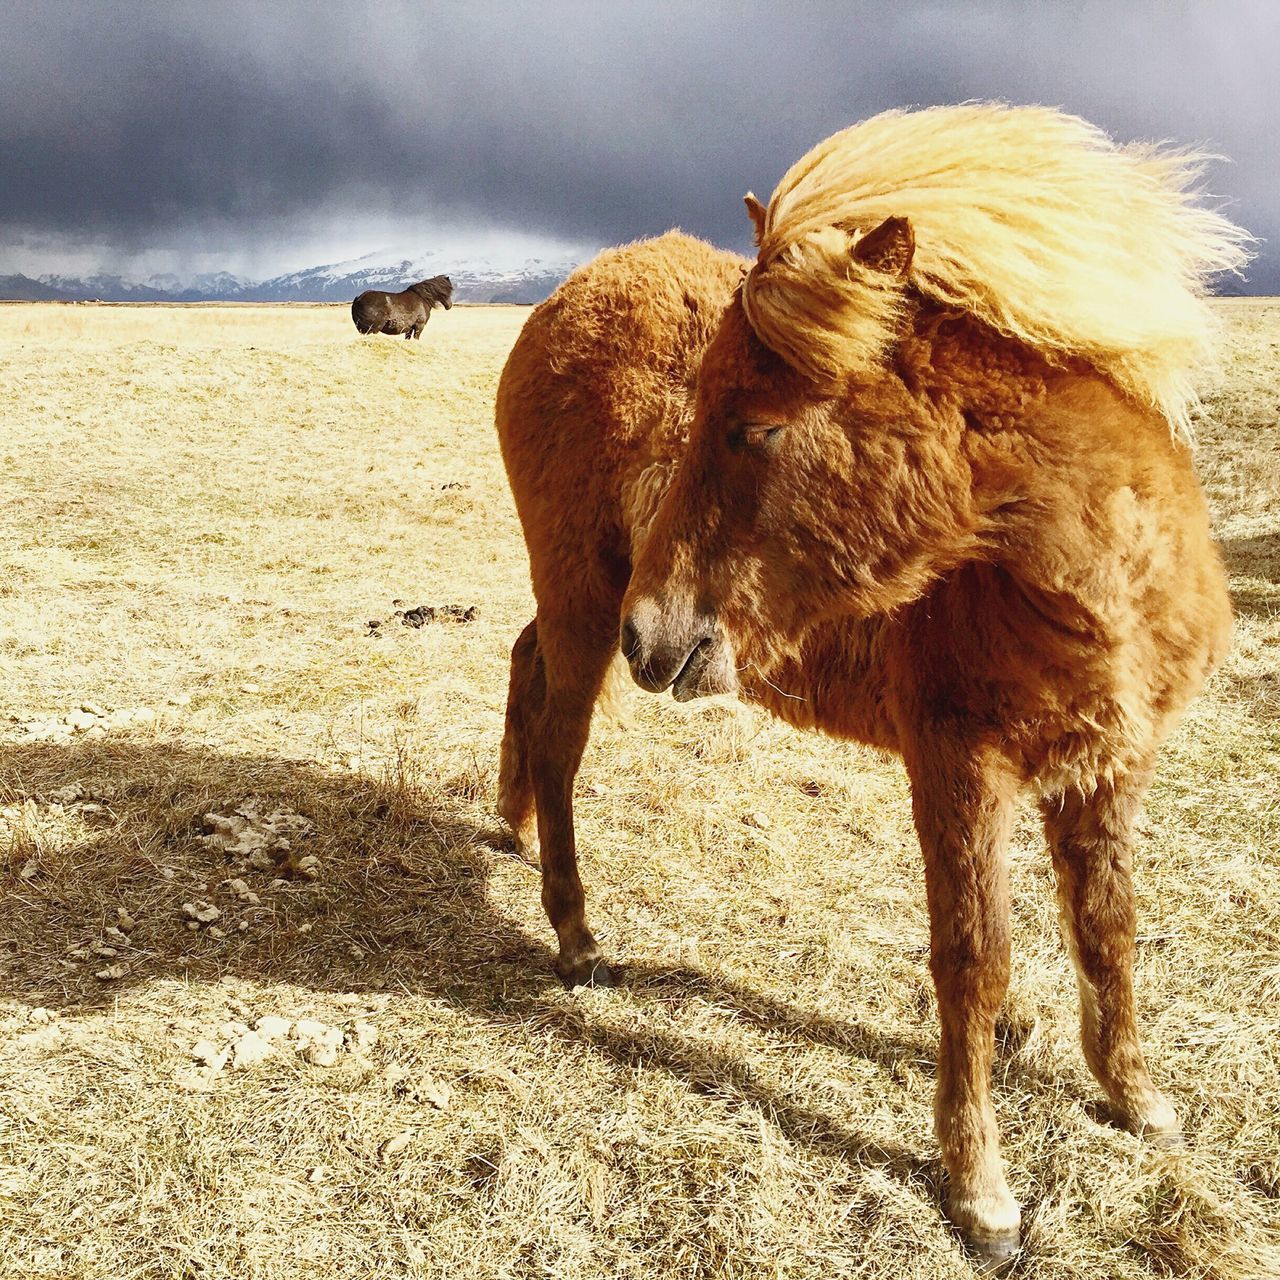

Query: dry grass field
(1, 299), (1277, 1279)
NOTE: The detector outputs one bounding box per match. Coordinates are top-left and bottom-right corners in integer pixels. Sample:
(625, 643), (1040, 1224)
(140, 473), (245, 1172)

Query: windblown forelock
(741, 227), (907, 391)
(737, 103), (1252, 435)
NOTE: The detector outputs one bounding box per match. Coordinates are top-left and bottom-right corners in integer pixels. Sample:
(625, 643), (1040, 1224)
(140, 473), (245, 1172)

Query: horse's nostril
(620, 617), (639, 661)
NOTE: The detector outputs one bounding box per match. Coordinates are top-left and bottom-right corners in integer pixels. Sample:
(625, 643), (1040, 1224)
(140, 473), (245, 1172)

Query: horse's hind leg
(1041, 771), (1180, 1143)
(498, 619), (540, 859)
(523, 604), (620, 987)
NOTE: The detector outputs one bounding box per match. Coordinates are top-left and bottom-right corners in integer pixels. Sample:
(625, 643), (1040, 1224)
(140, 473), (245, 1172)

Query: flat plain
(1, 300), (1277, 1279)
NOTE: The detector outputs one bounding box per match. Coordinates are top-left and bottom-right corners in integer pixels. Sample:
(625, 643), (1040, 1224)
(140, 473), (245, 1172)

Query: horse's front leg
(526, 608), (621, 987)
(906, 738), (1020, 1266)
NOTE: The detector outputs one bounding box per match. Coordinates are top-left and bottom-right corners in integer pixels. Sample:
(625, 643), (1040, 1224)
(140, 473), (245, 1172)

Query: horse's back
(496, 233), (744, 588)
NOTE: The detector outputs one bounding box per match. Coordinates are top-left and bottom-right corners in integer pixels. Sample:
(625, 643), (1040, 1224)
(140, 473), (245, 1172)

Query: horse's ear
(851, 216), (914, 277)
(743, 192), (767, 246)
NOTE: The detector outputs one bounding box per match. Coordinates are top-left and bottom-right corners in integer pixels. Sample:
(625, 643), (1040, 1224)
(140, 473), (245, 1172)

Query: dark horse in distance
(351, 275), (453, 339)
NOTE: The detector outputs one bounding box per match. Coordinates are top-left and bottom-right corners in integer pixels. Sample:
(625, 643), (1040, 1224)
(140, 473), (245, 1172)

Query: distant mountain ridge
(0, 249), (586, 304)
(4, 249), (1276, 303)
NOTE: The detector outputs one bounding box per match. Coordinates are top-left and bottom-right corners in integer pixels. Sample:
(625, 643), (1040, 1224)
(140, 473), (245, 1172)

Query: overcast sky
(2, 1), (1277, 287)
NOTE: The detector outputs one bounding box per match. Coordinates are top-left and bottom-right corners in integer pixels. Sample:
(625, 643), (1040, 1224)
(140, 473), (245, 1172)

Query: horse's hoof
(947, 1194), (1021, 1274)
(965, 1227), (1020, 1274)
(508, 830), (540, 865)
(1118, 1094), (1182, 1149)
(1143, 1126), (1186, 1152)
(556, 953), (618, 988)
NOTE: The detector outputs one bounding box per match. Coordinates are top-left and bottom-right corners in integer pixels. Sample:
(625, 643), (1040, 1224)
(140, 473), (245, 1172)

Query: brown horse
(351, 275), (453, 339)
(495, 105), (1247, 1264)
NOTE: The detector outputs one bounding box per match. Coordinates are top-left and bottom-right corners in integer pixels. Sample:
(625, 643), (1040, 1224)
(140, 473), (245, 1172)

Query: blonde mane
(741, 104), (1252, 436)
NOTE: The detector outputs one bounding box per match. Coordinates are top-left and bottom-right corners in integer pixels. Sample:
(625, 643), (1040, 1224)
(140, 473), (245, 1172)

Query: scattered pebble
(744, 811), (773, 830)
(177, 1010), (378, 1086)
(347, 1020), (378, 1053)
(176, 1070), (217, 1094)
(306, 1166), (326, 1184)
(182, 901), (222, 925)
(17, 1024), (63, 1049)
(238, 683), (262, 694)
(293, 1013), (345, 1054)
(116, 908), (137, 932)
(336, 992), (391, 1010)
(95, 963), (127, 981)
(200, 801), (317, 879)
(380, 1062), (411, 1090)
(191, 1040), (228, 1069)
(225, 878), (261, 905)
(255, 1015), (292, 1042)
(381, 1063), (451, 1109)
(231, 1031), (276, 1069)
(419, 1075), (452, 1111)
(1, 785), (119, 860)
(14, 705), (160, 743)
(379, 1132), (414, 1161)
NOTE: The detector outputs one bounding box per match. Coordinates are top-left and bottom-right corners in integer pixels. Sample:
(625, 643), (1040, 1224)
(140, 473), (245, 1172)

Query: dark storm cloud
(1, 1), (1277, 284)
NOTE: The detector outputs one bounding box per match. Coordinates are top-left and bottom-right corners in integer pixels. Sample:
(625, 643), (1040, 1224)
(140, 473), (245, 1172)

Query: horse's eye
(738, 423), (786, 452)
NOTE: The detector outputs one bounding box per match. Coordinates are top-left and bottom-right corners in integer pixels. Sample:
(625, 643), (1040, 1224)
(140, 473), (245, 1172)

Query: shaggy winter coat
(495, 104), (1246, 1263)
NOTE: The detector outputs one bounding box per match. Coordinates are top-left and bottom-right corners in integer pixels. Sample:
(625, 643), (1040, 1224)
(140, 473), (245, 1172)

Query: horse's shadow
(0, 737), (938, 1190)
(1221, 531), (1280, 620)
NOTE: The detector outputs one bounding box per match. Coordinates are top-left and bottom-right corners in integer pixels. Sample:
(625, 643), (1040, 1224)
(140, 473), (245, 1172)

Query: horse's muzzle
(621, 597), (738, 701)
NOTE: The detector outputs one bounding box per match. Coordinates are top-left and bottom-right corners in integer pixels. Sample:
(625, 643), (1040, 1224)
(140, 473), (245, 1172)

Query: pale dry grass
(0, 302), (1277, 1279)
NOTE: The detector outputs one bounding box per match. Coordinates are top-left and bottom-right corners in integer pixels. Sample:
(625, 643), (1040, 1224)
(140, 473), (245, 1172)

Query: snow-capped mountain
(248, 249), (583, 304)
(145, 270), (253, 300)
(5, 247), (1274, 303)
(36, 273), (174, 302)
(5, 250), (585, 304)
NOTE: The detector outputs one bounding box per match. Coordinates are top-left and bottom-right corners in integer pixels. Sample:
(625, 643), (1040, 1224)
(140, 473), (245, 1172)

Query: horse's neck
(741, 614), (894, 746)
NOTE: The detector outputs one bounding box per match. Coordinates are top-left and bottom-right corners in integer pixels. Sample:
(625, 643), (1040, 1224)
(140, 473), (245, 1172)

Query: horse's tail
(351, 291), (383, 333)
